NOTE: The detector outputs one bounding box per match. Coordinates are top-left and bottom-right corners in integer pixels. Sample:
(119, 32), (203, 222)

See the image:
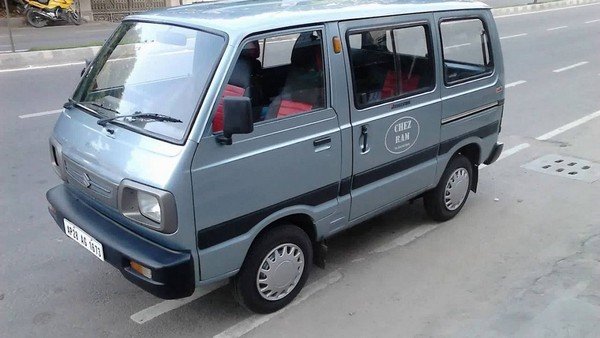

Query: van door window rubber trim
(438, 16), (495, 87)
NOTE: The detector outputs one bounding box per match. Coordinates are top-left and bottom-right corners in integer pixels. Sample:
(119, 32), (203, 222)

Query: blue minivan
(47, 0), (504, 313)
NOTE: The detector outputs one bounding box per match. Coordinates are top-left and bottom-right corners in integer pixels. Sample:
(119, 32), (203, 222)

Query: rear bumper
(484, 142), (504, 165)
(46, 184), (195, 299)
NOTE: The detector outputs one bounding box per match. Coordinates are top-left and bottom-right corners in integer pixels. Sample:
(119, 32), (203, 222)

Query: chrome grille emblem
(82, 173), (92, 188)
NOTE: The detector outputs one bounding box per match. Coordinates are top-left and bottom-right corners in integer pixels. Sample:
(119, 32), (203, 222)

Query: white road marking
(0, 62), (85, 74)
(500, 33), (528, 40)
(480, 143), (531, 169)
(553, 61), (588, 73)
(130, 280), (228, 324)
(214, 270), (342, 338)
(18, 109), (62, 119)
(0, 49), (29, 53)
(505, 80), (527, 88)
(495, 2), (600, 18)
(444, 43), (472, 50)
(584, 19), (600, 23)
(536, 110), (600, 141)
(547, 25), (568, 31)
(372, 224), (439, 254)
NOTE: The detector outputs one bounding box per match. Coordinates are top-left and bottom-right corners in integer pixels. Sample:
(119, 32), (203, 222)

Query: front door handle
(313, 136), (332, 153)
(313, 136), (331, 147)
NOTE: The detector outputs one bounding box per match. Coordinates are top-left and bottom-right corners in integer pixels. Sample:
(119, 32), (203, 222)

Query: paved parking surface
(1, 3), (600, 337)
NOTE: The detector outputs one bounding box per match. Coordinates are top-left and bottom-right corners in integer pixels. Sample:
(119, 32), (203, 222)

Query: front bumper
(46, 184), (195, 299)
(484, 142), (504, 165)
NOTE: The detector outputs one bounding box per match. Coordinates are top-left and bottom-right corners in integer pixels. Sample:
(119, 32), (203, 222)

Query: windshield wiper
(90, 102), (122, 116)
(97, 112), (183, 127)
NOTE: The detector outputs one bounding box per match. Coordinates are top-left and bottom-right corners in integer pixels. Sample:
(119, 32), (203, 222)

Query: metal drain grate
(522, 154), (600, 183)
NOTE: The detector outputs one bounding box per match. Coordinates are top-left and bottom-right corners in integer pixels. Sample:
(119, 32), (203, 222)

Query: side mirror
(80, 58), (91, 77)
(216, 97), (254, 145)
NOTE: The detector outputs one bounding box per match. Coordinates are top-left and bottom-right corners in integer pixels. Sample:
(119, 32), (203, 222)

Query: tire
(424, 154), (473, 222)
(233, 224), (312, 313)
(68, 11), (81, 25)
(26, 9), (47, 28)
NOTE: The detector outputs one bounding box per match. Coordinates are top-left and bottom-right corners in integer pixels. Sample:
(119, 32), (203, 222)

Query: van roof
(130, 0), (489, 39)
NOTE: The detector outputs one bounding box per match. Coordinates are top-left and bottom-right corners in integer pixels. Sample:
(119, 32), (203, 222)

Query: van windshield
(72, 21), (225, 142)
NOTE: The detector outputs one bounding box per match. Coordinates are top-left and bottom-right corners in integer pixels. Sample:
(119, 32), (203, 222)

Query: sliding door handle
(360, 125), (369, 153)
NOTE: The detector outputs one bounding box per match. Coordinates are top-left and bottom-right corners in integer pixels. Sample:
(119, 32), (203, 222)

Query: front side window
(73, 22), (225, 142)
(440, 18), (494, 84)
(348, 24), (435, 108)
(212, 30), (325, 133)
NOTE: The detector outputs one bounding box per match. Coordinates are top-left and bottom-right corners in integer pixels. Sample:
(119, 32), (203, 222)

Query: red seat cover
(381, 71), (422, 99)
(277, 100), (313, 118)
(402, 74), (420, 92)
(212, 84), (246, 133)
(381, 71), (397, 99)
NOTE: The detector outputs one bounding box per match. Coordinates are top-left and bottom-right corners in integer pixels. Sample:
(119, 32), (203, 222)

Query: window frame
(438, 16), (495, 87)
(345, 20), (437, 110)
(209, 25), (330, 135)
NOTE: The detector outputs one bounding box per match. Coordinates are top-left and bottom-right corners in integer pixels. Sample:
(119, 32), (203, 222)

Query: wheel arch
(255, 213), (317, 244)
(453, 143), (481, 192)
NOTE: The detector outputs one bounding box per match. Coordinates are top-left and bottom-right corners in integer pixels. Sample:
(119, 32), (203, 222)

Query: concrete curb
(491, 0), (600, 16)
(0, 46), (101, 70)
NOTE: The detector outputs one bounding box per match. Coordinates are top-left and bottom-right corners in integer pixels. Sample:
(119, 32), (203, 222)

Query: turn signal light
(333, 36), (342, 54)
(130, 261), (152, 279)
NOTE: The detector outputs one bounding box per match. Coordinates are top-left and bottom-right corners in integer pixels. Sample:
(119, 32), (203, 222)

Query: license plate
(64, 219), (104, 261)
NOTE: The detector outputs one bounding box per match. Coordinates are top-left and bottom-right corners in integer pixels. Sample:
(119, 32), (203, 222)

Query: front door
(340, 14), (443, 220)
(191, 27), (342, 280)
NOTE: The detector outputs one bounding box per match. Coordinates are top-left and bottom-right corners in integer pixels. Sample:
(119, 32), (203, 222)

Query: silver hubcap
(444, 168), (470, 211)
(256, 243), (304, 301)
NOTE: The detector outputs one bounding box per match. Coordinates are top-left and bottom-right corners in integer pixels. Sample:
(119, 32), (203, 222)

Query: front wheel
(233, 224), (312, 313)
(424, 154), (473, 222)
(68, 11), (81, 25)
(26, 9), (47, 28)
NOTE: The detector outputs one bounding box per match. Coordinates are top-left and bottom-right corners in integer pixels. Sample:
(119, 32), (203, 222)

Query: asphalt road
(1, 3), (600, 337)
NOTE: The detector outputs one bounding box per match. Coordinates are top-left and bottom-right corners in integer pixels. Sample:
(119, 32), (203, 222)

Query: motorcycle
(16, 0), (81, 28)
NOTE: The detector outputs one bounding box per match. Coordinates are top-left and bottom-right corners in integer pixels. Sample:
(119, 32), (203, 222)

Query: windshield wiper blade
(97, 112), (183, 127)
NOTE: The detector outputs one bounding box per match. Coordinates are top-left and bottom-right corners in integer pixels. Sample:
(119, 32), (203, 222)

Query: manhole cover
(522, 154), (600, 183)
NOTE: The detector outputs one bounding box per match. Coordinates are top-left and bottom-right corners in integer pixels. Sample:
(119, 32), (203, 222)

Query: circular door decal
(385, 116), (420, 154)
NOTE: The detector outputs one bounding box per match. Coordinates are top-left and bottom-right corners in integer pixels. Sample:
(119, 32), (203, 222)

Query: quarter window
(440, 18), (494, 84)
(212, 30), (326, 133)
(348, 24), (435, 108)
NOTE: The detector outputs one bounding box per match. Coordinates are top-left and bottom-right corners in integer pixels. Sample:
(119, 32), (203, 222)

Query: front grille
(63, 156), (119, 207)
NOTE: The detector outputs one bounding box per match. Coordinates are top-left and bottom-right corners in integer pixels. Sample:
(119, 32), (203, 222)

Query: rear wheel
(424, 154), (473, 221)
(233, 224), (312, 313)
(26, 9), (47, 28)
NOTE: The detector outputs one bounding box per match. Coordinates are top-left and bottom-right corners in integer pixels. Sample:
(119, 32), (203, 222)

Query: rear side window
(348, 24), (435, 109)
(440, 18), (494, 84)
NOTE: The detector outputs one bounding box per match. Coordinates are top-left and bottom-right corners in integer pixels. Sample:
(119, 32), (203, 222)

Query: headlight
(118, 180), (178, 233)
(137, 191), (161, 223)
